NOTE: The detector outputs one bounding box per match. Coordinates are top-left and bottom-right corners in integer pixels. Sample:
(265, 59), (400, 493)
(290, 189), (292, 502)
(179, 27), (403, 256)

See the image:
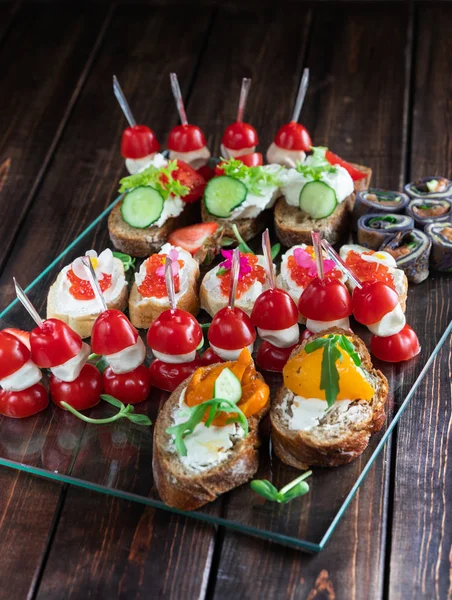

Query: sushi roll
(425, 222), (452, 272)
(379, 229), (432, 284)
(406, 198), (452, 229)
(404, 176), (452, 200)
(357, 213), (414, 250)
(353, 188), (410, 229)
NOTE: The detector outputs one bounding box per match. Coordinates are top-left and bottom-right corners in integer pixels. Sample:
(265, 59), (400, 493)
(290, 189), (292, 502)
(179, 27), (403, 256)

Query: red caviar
(137, 254), (184, 298)
(67, 270), (112, 300)
(287, 245), (342, 288)
(218, 254), (266, 298)
(345, 251), (395, 289)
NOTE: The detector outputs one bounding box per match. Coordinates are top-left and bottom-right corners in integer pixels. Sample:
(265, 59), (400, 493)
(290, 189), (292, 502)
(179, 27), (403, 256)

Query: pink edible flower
(219, 249), (252, 279)
(156, 248), (181, 277)
(293, 247), (335, 276)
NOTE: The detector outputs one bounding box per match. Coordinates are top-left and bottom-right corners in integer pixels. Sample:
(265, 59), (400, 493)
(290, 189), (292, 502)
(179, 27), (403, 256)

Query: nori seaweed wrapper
(404, 176), (452, 199)
(352, 188), (410, 230)
(357, 213), (414, 250)
(406, 198), (452, 229)
(379, 229), (432, 283)
(425, 221), (452, 272)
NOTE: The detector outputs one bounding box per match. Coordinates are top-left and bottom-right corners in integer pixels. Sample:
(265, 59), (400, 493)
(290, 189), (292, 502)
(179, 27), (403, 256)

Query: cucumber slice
(214, 368), (242, 404)
(204, 176), (247, 218)
(121, 186), (164, 228)
(299, 181), (337, 219)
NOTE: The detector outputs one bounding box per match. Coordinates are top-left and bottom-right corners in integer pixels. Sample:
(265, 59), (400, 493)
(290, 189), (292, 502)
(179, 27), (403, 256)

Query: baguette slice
(274, 194), (355, 247)
(153, 371), (270, 511)
(271, 327), (388, 470)
(108, 201), (197, 258)
(201, 200), (269, 242)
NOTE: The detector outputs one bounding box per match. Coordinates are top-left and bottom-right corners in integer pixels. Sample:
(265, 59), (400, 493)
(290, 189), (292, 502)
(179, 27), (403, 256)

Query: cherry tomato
(149, 358), (201, 392)
(172, 160), (206, 203)
(325, 150), (367, 181)
(91, 310), (138, 356)
(256, 341), (296, 372)
(197, 164), (215, 182)
(147, 308), (202, 356)
(370, 325), (420, 363)
(50, 364), (103, 411)
(352, 281), (399, 325)
(298, 278), (352, 321)
(274, 121), (312, 151)
(103, 365), (152, 405)
(0, 331), (31, 379)
(200, 347), (223, 365)
(208, 306), (256, 350)
(251, 288), (298, 330)
(168, 124), (207, 152)
(0, 383), (49, 418)
(3, 328), (30, 349)
(222, 122), (258, 150)
(30, 318), (82, 368)
(121, 125), (160, 159)
(300, 328), (313, 342)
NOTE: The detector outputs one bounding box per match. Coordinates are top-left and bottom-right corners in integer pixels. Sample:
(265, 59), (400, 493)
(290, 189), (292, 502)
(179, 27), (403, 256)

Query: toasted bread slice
(201, 200), (269, 242)
(108, 201), (197, 258)
(270, 327), (388, 470)
(153, 372), (270, 510)
(129, 244), (200, 329)
(274, 194), (355, 247)
(350, 162), (372, 192)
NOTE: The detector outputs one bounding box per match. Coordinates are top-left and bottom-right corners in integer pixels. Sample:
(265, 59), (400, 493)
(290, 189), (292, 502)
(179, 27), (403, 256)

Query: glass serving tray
(0, 196), (450, 553)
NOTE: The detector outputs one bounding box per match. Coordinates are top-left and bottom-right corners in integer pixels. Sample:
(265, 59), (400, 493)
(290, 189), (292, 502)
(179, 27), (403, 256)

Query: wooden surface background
(0, 1), (451, 598)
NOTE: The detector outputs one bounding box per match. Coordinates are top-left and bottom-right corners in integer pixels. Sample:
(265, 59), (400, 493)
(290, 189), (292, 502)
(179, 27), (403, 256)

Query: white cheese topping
(287, 395), (351, 431)
(209, 343), (254, 362)
(152, 348), (197, 364)
(125, 153), (158, 175)
(0, 360), (42, 392)
(228, 164), (281, 220)
(257, 324), (299, 348)
(279, 162), (353, 206)
(220, 144), (256, 159)
(168, 146), (211, 170)
(306, 317), (350, 334)
(105, 337), (146, 374)
(266, 142), (306, 168)
(367, 304), (406, 337)
(51, 342), (91, 382)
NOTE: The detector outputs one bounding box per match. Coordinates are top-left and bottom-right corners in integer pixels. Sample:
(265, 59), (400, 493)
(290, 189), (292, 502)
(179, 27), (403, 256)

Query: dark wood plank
(0, 1), (111, 275)
(0, 1), (18, 43)
(213, 3), (412, 597)
(388, 4), (452, 599)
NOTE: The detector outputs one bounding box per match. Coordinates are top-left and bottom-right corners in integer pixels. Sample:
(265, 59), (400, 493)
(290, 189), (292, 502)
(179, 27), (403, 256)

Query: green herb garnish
(231, 224), (281, 260)
(166, 397), (249, 457)
(112, 251), (136, 272)
(219, 157), (282, 196)
(251, 471), (312, 504)
(295, 146), (337, 180)
(61, 395), (152, 426)
(304, 334), (361, 407)
(118, 160), (189, 199)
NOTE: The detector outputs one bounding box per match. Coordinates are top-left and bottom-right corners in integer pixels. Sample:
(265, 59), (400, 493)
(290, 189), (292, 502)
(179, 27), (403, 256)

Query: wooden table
(0, 1), (450, 598)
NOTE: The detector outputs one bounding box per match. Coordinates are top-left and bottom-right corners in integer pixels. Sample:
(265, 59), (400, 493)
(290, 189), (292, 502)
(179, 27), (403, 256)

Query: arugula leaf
(118, 160), (189, 199)
(220, 157), (282, 196)
(337, 335), (361, 366)
(112, 251), (136, 272)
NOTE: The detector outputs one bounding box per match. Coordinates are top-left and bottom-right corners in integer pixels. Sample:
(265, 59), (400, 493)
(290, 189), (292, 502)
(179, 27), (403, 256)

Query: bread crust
(153, 370), (270, 511)
(201, 200), (269, 242)
(274, 195), (355, 247)
(108, 201), (197, 258)
(270, 327), (388, 470)
(350, 163), (372, 192)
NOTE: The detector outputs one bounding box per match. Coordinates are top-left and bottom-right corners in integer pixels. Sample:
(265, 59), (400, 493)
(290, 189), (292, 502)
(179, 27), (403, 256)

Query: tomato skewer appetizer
(167, 73), (211, 170)
(113, 75), (160, 175)
(251, 230), (299, 371)
(147, 256), (203, 392)
(266, 68), (312, 168)
(206, 247), (256, 363)
(221, 77), (259, 160)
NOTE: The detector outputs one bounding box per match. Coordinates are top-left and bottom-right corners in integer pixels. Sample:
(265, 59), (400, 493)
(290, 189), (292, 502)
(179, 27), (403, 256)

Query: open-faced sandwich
(153, 348), (270, 510)
(201, 157), (281, 241)
(271, 328), (388, 469)
(109, 154), (206, 257)
(129, 243), (200, 329)
(47, 249), (128, 339)
(275, 147), (356, 246)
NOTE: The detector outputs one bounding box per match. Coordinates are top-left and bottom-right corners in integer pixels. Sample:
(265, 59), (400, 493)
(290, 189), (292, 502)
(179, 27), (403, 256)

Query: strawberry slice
(168, 222), (220, 255)
(3, 328), (31, 350)
(325, 150), (367, 181)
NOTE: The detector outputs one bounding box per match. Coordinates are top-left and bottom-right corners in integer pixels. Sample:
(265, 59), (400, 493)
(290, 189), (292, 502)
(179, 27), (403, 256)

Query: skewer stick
(262, 229), (276, 289)
(228, 247), (240, 310)
(165, 257), (177, 311)
(320, 240), (363, 289)
(113, 75), (137, 128)
(237, 77), (252, 123)
(169, 73), (188, 126)
(82, 258), (108, 312)
(13, 278), (43, 326)
(311, 230), (324, 280)
(291, 68), (309, 123)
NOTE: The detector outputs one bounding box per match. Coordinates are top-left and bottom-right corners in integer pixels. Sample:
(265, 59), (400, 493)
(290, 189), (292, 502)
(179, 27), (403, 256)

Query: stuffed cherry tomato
(370, 324), (420, 363)
(251, 288), (299, 348)
(221, 121), (259, 159)
(147, 308), (202, 364)
(298, 278), (352, 333)
(103, 365), (152, 405)
(121, 125), (160, 175)
(266, 121), (312, 167)
(50, 363), (103, 411)
(168, 124), (211, 170)
(352, 281), (405, 337)
(208, 306), (256, 361)
(0, 383), (49, 419)
(148, 358), (201, 392)
(0, 331), (42, 392)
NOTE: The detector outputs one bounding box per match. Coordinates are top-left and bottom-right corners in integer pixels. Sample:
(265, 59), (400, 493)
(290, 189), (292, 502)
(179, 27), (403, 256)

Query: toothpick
(291, 68), (309, 123)
(320, 240), (363, 289)
(165, 257), (177, 311)
(13, 278), (43, 326)
(169, 73), (188, 126)
(82, 258), (108, 312)
(262, 229), (276, 289)
(237, 77), (252, 123)
(228, 247), (240, 310)
(311, 230), (324, 280)
(113, 75), (137, 128)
